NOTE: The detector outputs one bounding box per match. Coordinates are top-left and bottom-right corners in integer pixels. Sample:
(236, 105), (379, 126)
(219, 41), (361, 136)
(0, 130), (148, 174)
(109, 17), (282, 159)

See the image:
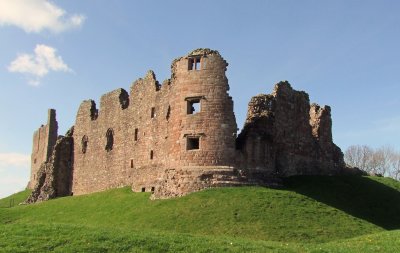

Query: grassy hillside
(1, 176), (400, 252)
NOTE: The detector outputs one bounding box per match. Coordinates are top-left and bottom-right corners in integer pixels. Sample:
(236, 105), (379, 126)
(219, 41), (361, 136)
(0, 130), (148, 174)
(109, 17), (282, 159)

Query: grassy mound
(1, 176), (400, 252)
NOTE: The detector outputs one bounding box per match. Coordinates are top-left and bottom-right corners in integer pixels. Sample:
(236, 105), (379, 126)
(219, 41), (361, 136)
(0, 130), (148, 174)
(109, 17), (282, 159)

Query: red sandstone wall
(237, 81), (344, 176)
(71, 49), (237, 195)
(29, 109), (58, 189)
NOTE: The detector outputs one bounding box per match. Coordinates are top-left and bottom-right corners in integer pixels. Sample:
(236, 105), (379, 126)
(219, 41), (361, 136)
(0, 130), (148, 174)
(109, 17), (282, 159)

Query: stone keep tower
(29, 109), (58, 189)
(169, 49), (238, 167)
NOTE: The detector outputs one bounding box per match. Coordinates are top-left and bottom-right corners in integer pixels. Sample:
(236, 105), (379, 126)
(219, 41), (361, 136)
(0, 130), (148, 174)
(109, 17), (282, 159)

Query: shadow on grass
(283, 176), (400, 230)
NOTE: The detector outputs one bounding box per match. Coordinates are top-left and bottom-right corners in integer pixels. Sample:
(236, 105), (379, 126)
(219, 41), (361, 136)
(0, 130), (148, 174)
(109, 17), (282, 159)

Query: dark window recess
(141, 187), (146, 192)
(187, 99), (201, 114)
(188, 57), (201, 70)
(150, 150), (154, 159)
(134, 128), (139, 141)
(81, 135), (88, 154)
(130, 159), (134, 168)
(166, 105), (171, 120)
(119, 89), (129, 109)
(187, 137), (200, 150)
(105, 128), (114, 152)
(90, 100), (98, 120)
(151, 187), (155, 192)
(34, 158), (37, 164)
(151, 107), (155, 118)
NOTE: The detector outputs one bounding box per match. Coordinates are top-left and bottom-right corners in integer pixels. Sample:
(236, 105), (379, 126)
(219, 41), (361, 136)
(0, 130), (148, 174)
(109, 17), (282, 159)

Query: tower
(169, 49), (237, 167)
(29, 109), (58, 188)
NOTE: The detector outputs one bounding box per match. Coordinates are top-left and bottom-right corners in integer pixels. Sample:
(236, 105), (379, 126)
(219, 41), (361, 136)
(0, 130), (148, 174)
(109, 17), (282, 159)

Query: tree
(344, 144), (399, 180)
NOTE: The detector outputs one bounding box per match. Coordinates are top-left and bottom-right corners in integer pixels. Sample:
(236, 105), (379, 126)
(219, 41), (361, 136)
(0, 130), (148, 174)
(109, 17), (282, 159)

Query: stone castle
(26, 48), (346, 203)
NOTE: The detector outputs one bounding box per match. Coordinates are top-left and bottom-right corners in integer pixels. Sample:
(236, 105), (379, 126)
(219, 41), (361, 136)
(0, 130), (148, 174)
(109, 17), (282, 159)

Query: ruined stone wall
(29, 48), (347, 201)
(29, 109), (58, 189)
(71, 49), (237, 196)
(237, 81), (344, 176)
(26, 128), (74, 203)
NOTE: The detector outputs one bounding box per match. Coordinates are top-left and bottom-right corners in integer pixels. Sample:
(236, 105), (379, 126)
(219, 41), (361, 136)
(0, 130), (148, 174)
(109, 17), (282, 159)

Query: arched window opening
(105, 128), (114, 152)
(81, 135), (88, 154)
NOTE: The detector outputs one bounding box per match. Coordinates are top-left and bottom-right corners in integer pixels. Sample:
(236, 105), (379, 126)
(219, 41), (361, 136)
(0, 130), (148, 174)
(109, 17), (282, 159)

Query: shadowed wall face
(29, 109), (58, 189)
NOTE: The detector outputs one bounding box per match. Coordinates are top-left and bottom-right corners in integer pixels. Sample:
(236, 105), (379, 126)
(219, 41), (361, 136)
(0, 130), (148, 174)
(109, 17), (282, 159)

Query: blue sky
(0, 0), (399, 198)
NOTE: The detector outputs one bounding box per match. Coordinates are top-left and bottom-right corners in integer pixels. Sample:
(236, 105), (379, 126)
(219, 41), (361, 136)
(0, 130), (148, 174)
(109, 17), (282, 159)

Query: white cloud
(0, 0), (85, 33)
(8, 44), (72, 86)
(0, 153), (30, 167)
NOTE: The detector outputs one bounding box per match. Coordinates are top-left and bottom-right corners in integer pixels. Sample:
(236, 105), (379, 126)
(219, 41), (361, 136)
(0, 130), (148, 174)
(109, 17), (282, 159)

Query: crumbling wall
(71, 49), (238, 196)
(237, 81), (345, 176)
(25, 128), (74, 203)
(29, 49), (347, 201)
(29, 109), (58, 189)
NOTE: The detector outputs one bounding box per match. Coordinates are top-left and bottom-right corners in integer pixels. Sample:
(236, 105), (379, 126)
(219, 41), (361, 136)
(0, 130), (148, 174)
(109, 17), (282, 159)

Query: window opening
(130, 159), (134, 168)
(166, 105), (171, 120)
(150, 150), (154, 159)
(34, 158), (37, 164)
(81, 135), (88, 154)
(151, 107), (155, 118)
(141, 187), (145, 192)
(134, 128), (138, 141)
(187, 137), (200, 150)
(188, 57), (201, 70)
(187, 99), (201, 114)
(105, 128), (114, 152)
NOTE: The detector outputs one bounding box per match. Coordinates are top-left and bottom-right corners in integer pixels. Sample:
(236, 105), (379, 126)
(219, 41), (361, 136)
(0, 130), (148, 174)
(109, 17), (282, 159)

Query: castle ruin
(26, 48), (345, 203)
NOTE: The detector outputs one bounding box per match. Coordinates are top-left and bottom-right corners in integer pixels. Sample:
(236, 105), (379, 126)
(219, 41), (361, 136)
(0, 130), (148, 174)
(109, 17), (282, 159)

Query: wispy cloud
(0, 153), (30, 167)
(0, 0), (85, 33)
(8, 44), (72, 86)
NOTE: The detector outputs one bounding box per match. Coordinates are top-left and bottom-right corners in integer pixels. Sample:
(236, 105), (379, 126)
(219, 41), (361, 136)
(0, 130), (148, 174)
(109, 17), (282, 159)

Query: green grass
(1, 176), (400, 252)
(0, 189), (30, 208)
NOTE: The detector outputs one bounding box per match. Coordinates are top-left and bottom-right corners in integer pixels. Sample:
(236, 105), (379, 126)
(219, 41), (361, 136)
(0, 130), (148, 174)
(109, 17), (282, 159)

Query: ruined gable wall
(25, 128), (74, 203)
(29, 109), (58, 189)
(238, 81), (344, 176)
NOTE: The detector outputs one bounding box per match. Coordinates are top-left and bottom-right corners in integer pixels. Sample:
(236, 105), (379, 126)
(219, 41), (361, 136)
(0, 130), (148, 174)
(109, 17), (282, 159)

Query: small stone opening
(141, 187), (145, 192)
(187, 137), (200, 150)
(166, 105), (171, 120)
(150, 150), (154, 159)
(188, 57), (201, 70)
(34, 158), (37, 164)
(151, 107), (155, 118)
(151, 187), (155, 193)
(187, 99), (201, 114)
(134, 128), (138, 141)
(105, 128), (114, 152)
(81, 135), (88, 154)
(130, 159), (134, 168)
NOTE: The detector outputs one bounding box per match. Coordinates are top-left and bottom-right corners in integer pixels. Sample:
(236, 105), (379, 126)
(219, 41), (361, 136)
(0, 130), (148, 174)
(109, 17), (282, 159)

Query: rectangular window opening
(150, 150), (154, 160)
(134, 128), (138, 141)
(194, 57), (201, 70)
(187, 137), (200, 150)
(130, 159), (134, 168)
(187, 99), (201, 114)
(188, 58), (194, 70)
(151, 107), (155, 118)
(141, 187), (145, 192)
(188, 57), (201, 70)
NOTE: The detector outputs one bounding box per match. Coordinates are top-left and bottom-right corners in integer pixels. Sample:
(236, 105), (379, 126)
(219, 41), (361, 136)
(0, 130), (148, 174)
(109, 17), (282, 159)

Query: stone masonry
(27, 48), (346, 202)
